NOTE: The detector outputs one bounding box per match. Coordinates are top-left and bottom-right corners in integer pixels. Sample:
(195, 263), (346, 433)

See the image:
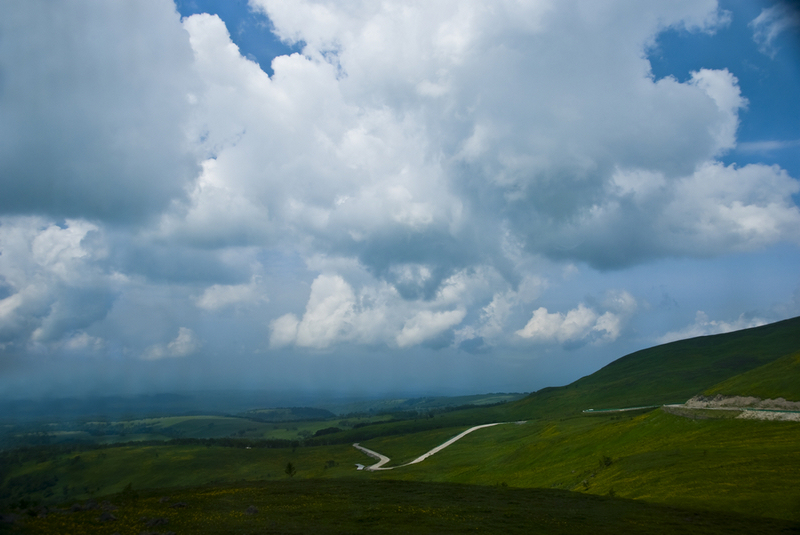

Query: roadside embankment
(664, 395), (800, 421)
(685, 394), (800, 411)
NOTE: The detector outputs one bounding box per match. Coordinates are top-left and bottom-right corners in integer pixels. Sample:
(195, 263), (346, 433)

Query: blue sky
(0, 0), (798, 400)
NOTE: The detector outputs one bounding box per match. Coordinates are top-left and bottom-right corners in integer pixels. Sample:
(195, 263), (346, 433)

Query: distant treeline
(338, 400), (512, 421)
(0, 437), (300, 470)
(241, 406), (336, 423)
(0, 400), (515, 457)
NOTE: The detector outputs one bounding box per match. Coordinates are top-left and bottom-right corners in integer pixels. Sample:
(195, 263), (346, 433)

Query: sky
(0, 0), (799, 401)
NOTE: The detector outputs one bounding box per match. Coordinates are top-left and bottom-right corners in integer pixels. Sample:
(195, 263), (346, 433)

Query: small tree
(121, 482), (139, 503)
(285, 462), (296, 477)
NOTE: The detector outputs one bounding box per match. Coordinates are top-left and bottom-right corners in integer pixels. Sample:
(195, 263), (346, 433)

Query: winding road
(353, 422), (524, 471)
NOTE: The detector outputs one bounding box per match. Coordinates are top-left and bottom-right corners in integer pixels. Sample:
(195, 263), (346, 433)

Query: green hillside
(365, 410), (800, 521)
(703, 350), (800, 400)
(305, 315), (800, 444)
(3, 316), (800, 531)
(506, 316), (800, 419)
(4, 408), (799, 523)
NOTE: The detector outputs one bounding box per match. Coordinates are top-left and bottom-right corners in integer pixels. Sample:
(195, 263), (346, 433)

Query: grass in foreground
(8, 479), (799, 535)
(371, 410), (800, 521)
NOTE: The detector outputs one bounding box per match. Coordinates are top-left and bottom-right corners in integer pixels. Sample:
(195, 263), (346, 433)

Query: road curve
(352, 443), (391, 470)
(353, 422), (522, 471)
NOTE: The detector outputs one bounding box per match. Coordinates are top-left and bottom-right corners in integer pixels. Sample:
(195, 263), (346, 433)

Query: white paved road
(353, 422), (524, 471)
(352, 443), (391, 470)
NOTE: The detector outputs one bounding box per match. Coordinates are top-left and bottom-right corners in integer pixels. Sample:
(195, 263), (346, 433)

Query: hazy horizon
(1, 0), (799, 401)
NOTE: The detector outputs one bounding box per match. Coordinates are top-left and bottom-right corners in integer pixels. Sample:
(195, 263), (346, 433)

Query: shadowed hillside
(703, 349), (800, 400)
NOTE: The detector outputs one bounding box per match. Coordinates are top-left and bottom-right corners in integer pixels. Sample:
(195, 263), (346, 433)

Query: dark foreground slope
(10, 479), (799, 535)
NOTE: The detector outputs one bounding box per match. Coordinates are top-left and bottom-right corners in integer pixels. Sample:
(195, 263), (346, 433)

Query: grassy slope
(293, 318), (800, 447)
(504, 316), (800, 420)
(1, 442), (366, 507)
(368, 410), (800, 521)
(359, 426), (473, 466)
(703, 350), (800, 400)
(5, 410), (799, 522)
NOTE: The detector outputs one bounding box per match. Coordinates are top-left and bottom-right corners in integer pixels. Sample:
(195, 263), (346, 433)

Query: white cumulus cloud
(657, 311), (768, 344)
(516, 298), (631, 346)
(142, 327), (202, 360)
(0, 0), (798, 397)
(196, 277), (268, 311)
(270, 268), (495, 349)
(396, 309), (466, 348)
(270, 274), (392, 349)
(0, 217), (115, 346)
(167, 0), (800, 276)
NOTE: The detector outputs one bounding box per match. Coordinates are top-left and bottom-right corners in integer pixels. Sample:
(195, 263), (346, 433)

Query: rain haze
(1, 0), (799, 404)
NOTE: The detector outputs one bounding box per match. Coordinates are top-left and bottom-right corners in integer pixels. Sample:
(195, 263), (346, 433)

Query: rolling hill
(299, 315), (800, 445)
(503, 315), (800, 420)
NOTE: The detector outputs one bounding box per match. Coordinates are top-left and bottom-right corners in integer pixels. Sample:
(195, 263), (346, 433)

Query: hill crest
(508, 315), (800, 419)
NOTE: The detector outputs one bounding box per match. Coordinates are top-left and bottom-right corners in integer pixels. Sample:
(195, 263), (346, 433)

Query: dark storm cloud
(115, 243), (252, 285)
(28, 286), (117, 343)
(0, 0), (199, 223)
